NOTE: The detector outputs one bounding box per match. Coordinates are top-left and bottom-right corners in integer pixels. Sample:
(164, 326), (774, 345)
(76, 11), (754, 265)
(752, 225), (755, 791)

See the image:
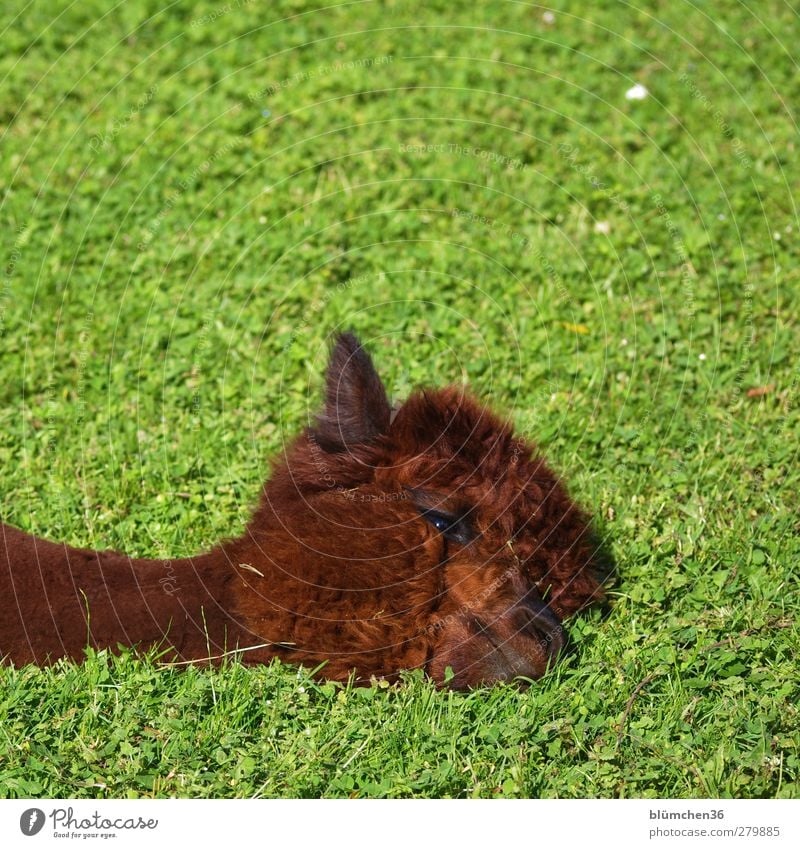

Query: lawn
(0, 0), (798, 798)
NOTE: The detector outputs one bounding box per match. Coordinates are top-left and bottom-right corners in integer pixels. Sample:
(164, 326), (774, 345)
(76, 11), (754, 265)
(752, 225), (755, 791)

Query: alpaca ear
(312, 332), (391, 451)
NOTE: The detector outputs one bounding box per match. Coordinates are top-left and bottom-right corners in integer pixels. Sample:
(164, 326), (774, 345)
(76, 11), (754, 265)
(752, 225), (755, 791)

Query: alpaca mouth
(466, 600), (565, 682)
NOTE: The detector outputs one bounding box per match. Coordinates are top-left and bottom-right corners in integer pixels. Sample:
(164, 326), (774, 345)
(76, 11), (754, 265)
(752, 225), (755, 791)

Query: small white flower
(543, 11), (555, 24)
(699, 353), (706, 361)
(621, 338), (628, 346)
(297, 685), (305, 693)
(625, 83), (649, 101)
(594, 220), (611, 234)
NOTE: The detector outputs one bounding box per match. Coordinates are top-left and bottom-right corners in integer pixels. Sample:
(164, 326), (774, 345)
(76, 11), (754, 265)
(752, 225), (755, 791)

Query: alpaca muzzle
(428, 589), (568, 689)
(513, 596), (566, 661)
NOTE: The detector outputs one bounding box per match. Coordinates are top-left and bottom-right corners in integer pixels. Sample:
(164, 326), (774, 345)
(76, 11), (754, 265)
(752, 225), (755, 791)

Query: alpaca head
(260, 333), (606, 689)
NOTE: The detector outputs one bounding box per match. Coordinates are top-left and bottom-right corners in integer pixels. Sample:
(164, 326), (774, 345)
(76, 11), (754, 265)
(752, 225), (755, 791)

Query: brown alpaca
(0, 334), (607, 688)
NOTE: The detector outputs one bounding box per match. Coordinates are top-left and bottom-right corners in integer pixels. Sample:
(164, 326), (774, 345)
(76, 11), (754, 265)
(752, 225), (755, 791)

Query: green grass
(1, 0), (798, 798)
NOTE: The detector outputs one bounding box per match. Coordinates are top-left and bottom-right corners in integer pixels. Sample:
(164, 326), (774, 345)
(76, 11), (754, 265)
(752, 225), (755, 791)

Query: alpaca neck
(0, 523), (256, 665)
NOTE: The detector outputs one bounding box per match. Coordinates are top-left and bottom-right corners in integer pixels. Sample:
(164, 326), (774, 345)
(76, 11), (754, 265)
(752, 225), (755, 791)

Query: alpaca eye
(420, 510), (475, 545)
(407, 488), (477, 546)
(428, 513), (452, 533)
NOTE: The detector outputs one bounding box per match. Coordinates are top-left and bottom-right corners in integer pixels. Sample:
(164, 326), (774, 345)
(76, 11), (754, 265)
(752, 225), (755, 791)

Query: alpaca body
(0, 487), (435, 677)
(1, 334), (606, 688)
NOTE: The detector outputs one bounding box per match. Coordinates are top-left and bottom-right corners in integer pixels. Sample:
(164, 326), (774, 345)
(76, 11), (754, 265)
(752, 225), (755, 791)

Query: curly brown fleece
(0, 333), (607, 688)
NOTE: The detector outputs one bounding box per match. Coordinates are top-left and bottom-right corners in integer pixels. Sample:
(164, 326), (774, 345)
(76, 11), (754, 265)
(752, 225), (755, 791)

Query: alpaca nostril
(543, 620), (566, 658)
(515, 603), (565, 659)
